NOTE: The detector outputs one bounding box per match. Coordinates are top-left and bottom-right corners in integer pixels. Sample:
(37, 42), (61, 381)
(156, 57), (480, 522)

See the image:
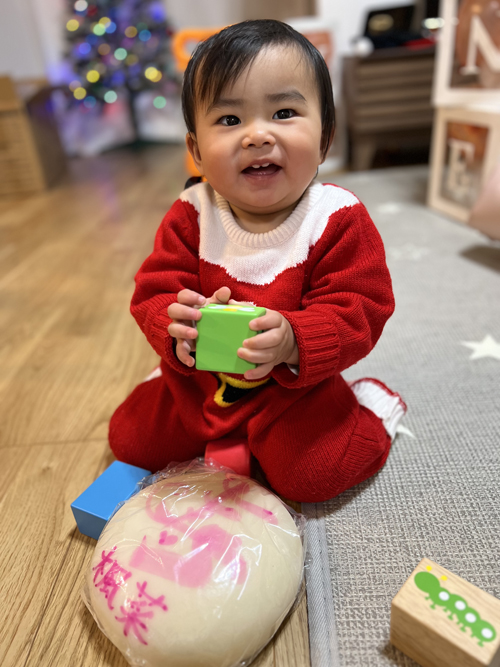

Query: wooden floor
(0, 144), (310, 667)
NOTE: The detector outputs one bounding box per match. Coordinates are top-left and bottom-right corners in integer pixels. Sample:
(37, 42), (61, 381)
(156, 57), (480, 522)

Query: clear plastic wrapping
(82, 459), (306, 667)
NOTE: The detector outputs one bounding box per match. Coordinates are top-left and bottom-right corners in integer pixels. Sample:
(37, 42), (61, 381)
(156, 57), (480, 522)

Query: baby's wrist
(284, 321), (299, 365)
(285, 345), (299, 366)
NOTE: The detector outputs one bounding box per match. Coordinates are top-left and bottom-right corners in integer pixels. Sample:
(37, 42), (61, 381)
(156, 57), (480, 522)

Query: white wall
(0, 0), (47, 79)
(31, 0), (70, 82)
(164, 0), (244, 28)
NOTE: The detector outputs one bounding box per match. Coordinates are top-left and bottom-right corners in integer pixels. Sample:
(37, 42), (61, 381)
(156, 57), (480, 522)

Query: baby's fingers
(168, 301), (202, 322)
(237, 345), (275, 366)
(228, 298), (254, 306)
(243, 361), (274, 381)
(248, 310), (279, 332)
(242, 329), (281, 350)
(168, 321), (198, 341)
(176, 339), (196, 367)
(207, 286), (231, 305)
(177, 289), (206, 307)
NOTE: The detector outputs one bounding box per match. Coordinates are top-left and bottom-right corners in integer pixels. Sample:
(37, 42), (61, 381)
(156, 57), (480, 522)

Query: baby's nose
(241, 124), (276, 149)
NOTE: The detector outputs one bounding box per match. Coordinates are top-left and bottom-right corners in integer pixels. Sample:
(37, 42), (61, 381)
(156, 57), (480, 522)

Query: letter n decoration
(434, 0), (500, 106)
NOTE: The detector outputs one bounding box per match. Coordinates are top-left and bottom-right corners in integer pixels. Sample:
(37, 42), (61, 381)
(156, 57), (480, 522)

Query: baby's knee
(107, 380), (166, 470)
(257, 454), (336, 504)
(108, 379), (206, 472)
(108, 400), (141, 466)
(253, 409), (391, 503)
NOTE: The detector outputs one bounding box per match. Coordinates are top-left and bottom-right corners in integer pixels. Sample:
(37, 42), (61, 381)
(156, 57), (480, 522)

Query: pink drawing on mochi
(93, 547), (132, 610)
(93, 545), (117, 579)
(220, 478), (278, 525)
(113, 581), (169, 644)
(130, 475), (277, 591)
(115, 599), (155, 645)
(144, 477), (278, 532)
(130, 524), (248, 589)
(136, 580), (168, 610)
(159, 531), (178, 546)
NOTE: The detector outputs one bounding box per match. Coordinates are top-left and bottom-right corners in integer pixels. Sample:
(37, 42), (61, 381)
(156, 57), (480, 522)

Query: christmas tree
(64, 0), (178, 135)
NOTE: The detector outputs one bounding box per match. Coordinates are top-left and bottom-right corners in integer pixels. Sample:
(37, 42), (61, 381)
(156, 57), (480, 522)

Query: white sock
(349, 378), (406, 440)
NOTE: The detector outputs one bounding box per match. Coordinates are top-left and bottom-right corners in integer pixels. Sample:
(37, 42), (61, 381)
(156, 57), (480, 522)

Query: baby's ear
(186, 133), (204, 174)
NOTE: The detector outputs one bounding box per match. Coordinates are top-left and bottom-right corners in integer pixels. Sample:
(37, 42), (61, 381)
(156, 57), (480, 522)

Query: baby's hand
(167, 287), (232, 367)
(237, 309), (299, 380)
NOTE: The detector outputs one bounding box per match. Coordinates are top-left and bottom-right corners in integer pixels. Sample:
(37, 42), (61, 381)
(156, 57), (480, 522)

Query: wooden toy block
(391, 558), (500, 667)
(71, 461), (151, 540)
(195, 303), (266, 374)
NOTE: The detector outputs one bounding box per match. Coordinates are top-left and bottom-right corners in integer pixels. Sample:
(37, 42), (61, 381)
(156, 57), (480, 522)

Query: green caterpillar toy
(415, 571), (497, 647)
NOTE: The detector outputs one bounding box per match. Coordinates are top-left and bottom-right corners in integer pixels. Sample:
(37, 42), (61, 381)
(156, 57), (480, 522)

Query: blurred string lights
(64, 0), (178, 124)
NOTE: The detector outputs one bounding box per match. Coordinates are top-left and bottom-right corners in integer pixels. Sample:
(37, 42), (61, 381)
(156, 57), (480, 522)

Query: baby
(109, 20), (406, 502)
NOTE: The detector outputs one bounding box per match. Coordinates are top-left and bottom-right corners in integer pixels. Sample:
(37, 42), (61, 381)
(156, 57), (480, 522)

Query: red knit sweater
(132, 181), (394, 381)
(126, 181), (395, 498)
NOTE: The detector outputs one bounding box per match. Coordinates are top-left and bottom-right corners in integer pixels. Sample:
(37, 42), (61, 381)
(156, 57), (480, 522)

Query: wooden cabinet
(343, 46), (436, 170)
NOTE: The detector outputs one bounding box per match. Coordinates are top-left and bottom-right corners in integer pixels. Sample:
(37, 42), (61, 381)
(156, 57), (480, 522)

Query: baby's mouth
(242, 163), (281, 176)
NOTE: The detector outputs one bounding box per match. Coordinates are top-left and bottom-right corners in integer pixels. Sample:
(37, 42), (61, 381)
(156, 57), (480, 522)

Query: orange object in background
(172, 27), (223, 178)
(172, 28), (222, 72)
(185, 151), (200, 178)
(301, 31), (334, 68)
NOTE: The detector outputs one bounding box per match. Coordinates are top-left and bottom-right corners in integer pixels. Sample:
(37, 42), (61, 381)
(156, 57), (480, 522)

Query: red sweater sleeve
(130, 199), (201, 375)
(272, 203), (394, 388)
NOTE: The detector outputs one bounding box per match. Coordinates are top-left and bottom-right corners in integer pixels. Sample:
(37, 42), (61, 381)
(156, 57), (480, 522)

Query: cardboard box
(0, 76), (66, 196)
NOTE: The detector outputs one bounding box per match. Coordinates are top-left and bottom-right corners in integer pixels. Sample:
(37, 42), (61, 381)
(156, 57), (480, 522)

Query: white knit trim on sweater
(180, 182), (359, 286)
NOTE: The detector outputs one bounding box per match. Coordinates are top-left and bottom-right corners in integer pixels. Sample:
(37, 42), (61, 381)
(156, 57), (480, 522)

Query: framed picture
(427, 106), (500, 222)
(433, 0), (500, 106)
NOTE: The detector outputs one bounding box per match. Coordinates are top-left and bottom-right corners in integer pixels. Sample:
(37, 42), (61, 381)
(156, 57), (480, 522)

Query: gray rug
(305, 166), (500, 667)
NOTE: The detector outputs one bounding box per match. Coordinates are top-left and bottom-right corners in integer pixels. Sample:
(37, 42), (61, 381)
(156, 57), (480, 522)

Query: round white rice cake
(85, 467), (303, 667)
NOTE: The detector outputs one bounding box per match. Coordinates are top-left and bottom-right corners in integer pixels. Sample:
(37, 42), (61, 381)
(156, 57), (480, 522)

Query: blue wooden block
(71, 461), (151, 540)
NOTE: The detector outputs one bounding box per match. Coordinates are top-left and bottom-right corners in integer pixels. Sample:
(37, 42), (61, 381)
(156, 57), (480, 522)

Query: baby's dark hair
(182, 20), (335, 160)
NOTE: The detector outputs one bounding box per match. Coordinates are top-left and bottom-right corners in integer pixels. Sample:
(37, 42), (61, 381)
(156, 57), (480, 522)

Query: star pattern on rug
(376, 202), (403, 215)
(461, 335), (500, 361)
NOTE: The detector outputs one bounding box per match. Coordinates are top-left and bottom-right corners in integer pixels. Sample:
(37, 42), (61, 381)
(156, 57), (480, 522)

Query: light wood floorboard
(0, 144), (310, 666)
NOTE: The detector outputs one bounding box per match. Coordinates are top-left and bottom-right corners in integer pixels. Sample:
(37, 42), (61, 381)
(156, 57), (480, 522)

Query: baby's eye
(218, 115), (240, 126)
(273, 109), (296, 120)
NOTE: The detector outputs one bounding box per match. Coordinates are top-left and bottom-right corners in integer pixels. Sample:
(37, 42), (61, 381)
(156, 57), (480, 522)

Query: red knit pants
(109, 373), (391, 503)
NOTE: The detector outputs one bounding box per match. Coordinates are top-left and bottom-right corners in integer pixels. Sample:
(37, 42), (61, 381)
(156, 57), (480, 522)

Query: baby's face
(187, 45), (324, 221)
